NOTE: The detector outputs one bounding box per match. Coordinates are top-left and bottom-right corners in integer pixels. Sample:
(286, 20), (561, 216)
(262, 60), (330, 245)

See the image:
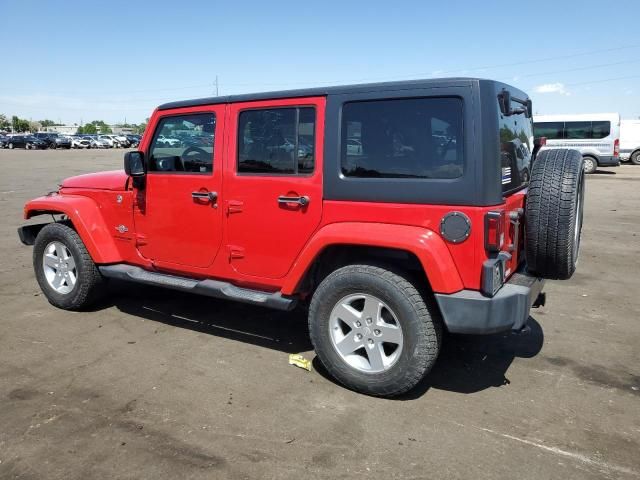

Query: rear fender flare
(281, 222), (464, 295)
(23, 195), (121, 264)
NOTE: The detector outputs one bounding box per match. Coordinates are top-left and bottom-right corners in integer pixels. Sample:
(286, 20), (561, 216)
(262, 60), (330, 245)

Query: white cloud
(534, 83), (570, 96)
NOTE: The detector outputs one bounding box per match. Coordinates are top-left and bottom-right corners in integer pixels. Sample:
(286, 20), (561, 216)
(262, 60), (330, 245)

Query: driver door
(133, 106), (225, 270)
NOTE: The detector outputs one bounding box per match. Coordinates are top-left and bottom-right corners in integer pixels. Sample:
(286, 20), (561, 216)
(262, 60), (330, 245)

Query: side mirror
(124, 151), (146, 177)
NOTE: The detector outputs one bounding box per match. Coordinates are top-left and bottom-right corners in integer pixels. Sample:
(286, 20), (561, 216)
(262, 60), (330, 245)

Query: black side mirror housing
(124, 151), (146, 177)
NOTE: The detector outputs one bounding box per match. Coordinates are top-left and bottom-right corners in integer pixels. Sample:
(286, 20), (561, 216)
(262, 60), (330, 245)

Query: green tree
(0, 114), (9, 130)
(82, 123), (97, 134)
(40, 119), (56, 128)
(12, 116), (30, 132)
(84, 120), (112, 133)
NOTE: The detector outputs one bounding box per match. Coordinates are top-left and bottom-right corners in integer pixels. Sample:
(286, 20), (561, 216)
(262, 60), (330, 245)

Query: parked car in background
(125, 134), (140, 147)
(81, 135), (110, 149)
(0, 134), (8, 148)
(97, 135), (118, 148)
(113, 135), (131, 148)
(34, 132), (72, 149)
(71, 136), (91, 149)
(620, 120), (640, 165)
(7, 135), (48, 149)
(534, 113), (621, 174)
(157, 134), (181, 147)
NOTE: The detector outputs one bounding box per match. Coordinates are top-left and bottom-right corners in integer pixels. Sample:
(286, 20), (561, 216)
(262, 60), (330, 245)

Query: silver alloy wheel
(42, 241), (77, 294)
(583, 157), (595, 173)
(329, 293), (403, 373)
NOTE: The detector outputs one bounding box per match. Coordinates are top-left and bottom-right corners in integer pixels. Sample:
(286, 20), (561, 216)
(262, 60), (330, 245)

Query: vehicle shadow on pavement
(99, 281), (313, 354)
(99, 281), (543, 398)
(399, 318), (544, 399)
(312, 318), (545, 399)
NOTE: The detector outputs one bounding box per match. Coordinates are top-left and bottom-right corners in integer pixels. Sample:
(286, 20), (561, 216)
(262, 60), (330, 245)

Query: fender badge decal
(116, 225), (128, 234)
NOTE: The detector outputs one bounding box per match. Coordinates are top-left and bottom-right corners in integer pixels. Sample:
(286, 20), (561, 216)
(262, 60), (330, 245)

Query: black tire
(525, 149), (585, 280)
(582, 155), (597, 174)
(33, 223), (105, 310)
(631, 150), (640, 166)
(308, 264), (442, 397)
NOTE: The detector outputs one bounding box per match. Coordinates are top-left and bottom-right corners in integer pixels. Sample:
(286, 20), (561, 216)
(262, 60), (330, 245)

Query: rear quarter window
(500, 107), (533, 193)
(340, 97), (464, 179)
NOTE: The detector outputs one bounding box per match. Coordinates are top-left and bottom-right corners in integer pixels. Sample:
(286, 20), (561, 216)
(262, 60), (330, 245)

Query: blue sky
(1, 0), (639, 124)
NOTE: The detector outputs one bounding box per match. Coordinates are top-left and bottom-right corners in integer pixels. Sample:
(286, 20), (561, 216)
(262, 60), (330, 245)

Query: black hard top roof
(157, 77), (489, 110)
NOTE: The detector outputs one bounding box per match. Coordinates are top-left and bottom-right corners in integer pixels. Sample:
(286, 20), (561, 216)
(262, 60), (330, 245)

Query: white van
(534, 113), (620, 173)
(620, 120), (640, 165)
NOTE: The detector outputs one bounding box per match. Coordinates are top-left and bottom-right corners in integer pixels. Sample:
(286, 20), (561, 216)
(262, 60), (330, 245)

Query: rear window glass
(500, 96), (533, 193)
(238, 107), (316, 175)
(340, 97), (464, 179)
(534, 121), (612, 140)
(534, 122), (564, 139)
(591, 121), (611, 139)
(565, 122), (592, 139)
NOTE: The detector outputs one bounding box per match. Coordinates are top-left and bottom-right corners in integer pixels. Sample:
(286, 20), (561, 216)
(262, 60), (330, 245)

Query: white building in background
(45, 125), (79, 135)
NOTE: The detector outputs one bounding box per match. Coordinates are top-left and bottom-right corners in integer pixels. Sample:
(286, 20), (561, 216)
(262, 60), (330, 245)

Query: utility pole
(214, 75), (219, 96)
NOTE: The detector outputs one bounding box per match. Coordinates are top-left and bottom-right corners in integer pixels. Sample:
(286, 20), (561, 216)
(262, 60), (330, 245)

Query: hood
(61, 170), (128, 191)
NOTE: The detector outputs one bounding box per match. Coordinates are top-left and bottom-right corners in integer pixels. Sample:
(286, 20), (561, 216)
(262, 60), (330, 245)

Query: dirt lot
(0, 148), (639, 480)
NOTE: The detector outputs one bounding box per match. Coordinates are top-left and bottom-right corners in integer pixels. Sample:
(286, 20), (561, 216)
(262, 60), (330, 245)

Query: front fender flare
(24, 194), (122, 264)
(281, 222), (464, 295)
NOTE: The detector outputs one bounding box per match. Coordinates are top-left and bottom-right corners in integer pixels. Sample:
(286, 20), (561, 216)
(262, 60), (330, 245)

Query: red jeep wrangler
(19, 79), (584, 397)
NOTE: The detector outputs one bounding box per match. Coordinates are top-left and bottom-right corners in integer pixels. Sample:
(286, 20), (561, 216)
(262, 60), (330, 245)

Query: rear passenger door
(224, 97), (325, 279)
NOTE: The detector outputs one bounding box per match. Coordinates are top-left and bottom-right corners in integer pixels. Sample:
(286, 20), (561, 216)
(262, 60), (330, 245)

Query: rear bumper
(434, 271), (545, 334)
(598, 155), (620, 167)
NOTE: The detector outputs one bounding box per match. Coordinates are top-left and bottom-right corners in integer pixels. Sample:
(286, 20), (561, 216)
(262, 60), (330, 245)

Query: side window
(565, 121), (592, 139)
(148, 113), (215, 174)
(340, 97), (464, 179)
(534, 122), (564, 139)
(238, 107), (316, 174)
(591, 121), (611, 139)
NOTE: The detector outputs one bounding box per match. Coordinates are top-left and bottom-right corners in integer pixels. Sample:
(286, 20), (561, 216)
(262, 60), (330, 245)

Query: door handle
(278, 195), (309, 206)
(192, 191), (218, 203)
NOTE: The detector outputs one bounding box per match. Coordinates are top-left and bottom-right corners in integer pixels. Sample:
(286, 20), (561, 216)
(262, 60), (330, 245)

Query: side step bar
(99, 264), (297, 311)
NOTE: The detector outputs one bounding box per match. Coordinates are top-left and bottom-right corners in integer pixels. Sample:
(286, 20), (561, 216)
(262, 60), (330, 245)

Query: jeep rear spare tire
(525, 149), (585, 280)
(308, 264), (442, 397)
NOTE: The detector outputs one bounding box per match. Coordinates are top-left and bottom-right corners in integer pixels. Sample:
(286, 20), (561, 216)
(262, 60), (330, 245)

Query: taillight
(614, 138), (620, 157)
(484, 211), (505, 252)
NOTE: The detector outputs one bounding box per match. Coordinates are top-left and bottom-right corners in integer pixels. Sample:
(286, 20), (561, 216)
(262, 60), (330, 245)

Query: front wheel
(309, 264), (442, 397)
(631, 151), (640, 166)
(33, 223), (105, 310)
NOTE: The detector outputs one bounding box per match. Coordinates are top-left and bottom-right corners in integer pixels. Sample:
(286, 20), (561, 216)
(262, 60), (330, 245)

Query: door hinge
(227, 245), (245, 260)
(135, 234), (148, 246)
(226, 200), (244, 215)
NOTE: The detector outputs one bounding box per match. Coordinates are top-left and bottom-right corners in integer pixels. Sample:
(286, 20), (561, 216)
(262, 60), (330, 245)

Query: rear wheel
(33, 223), (105, 310)
(582, 156), (597, 174)
(631, 150), (640, 166)
(8, 143), (13, 149)
(526, 149), (585, 280)
(309, 264), (442, 397)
